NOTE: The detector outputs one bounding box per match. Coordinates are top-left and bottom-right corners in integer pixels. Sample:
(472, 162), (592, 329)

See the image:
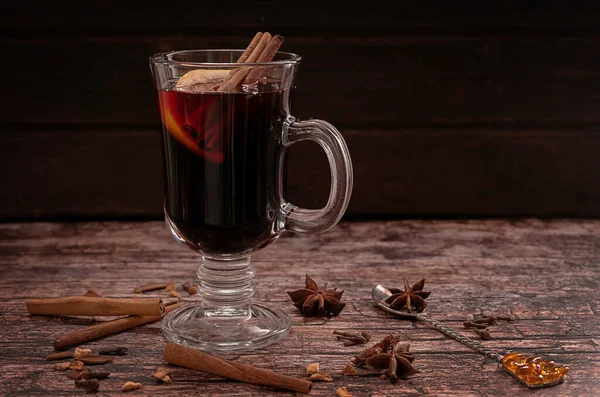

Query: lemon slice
(176, 69), (230, 90)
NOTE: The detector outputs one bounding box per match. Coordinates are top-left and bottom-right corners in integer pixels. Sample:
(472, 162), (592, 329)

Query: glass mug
(149, 49), (352, 351)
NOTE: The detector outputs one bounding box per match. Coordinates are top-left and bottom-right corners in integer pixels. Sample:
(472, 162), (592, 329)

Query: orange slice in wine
(158, 90), (224, 163)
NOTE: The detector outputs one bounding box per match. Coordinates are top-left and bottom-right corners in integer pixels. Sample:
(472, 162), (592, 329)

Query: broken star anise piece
(384, 278), (431, 313)
(352, 334), (418, 382)
(287, 275), (346, 317)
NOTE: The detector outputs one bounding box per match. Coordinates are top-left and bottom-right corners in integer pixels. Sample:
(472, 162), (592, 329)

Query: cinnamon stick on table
(54, 303), (180, 350)
(164, 343), (312, 394)
(26, 296), (164, 317)
(133, 282), (171, 293)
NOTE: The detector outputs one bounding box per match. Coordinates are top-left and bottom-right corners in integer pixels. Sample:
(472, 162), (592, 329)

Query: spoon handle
(416, 314), (504, 362)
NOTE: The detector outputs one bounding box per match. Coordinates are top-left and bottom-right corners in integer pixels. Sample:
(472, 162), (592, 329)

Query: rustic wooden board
(3, 127), (600, 220)
(0, 220), (598, 395)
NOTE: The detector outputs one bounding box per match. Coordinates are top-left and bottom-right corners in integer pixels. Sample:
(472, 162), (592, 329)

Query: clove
(66, 371), (82, 380)
(96, 346), (128, 356)
(473, 328), (492, 340)
(79, 355), (113, 365)
(333, 330), (372, 346)
(463, 321), (489, 329)
(82, 371), (110, 380)
(47, 351), (74, 361)
(75, 379), (100, 392)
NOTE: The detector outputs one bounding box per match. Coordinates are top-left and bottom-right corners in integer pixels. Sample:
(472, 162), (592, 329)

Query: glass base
(162, 303), (291, 352)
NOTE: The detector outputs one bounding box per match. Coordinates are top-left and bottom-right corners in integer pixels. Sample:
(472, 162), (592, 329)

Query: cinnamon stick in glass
(54, 303), (180, 350)
(243, 34), (285, 85)
(164, 343), (312, 394)
(26, 296), (164, 317)
(218, 33), (282, 92)
(236, 32), (263, 63)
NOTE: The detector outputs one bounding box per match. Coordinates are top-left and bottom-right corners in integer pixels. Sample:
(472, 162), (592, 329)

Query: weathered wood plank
(0, 220), (598, 395)
(4, 128), (600, 220)
(1, 36), (600, 126)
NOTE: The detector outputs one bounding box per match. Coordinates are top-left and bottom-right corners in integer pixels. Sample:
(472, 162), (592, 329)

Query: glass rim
(149, 49), (301, 67)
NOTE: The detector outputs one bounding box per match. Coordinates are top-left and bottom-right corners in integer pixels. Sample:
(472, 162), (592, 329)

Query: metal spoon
(372, 284), (504, 361)
(371, 284), (568, 388)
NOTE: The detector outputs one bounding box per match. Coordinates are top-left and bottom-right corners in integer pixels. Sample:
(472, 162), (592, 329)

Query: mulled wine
(158, 86), (285, 255)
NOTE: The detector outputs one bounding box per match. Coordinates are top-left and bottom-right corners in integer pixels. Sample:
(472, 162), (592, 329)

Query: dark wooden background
(2, 1), (600, 221)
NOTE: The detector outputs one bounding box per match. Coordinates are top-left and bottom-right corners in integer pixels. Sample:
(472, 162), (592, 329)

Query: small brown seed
(342, 364), (357, 376)
(152, 367), (173, 383)
(75, 379), (100, 392)
(306, 362), (319, 375)
(168, 290), (180, 298)
(122, 381), (142, 392)
(336, 386), (353, 397)
(54, 362), (71, 371)
(182, 283), (198, 295)
(70, 361), (85, 371)
(165, 283), (176, 292)
(73, 347), (92, 360)
(308, 372), (333, 382)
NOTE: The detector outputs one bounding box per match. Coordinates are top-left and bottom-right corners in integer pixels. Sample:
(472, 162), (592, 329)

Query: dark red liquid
(158, 88), (286, 255)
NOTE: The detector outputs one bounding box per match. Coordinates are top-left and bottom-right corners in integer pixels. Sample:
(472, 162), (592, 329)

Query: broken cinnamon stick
(26, 296), (164, 317)
(47, 351), (74, 360)
(133, 282), (170, 293)
(164, 343), (312, 394)
(54, 303), (180, 350)
(75, 379), (100, 392)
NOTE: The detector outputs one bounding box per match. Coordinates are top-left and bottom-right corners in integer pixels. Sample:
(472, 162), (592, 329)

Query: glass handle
(280, 117), (353, 234)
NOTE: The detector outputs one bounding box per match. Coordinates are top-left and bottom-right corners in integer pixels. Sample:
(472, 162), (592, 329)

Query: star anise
(352, 334), (418, 381)
(385, 278), (431, 313)
(287, 275), (346, 317)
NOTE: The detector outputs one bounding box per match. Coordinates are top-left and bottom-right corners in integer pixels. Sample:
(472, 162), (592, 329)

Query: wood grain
(2, 36), (600, 126)
(0, 220), (598, 395)
(3, 127), (600, 220)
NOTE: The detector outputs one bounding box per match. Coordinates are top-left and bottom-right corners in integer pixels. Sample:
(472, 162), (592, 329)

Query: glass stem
(197, 255), (255, 321)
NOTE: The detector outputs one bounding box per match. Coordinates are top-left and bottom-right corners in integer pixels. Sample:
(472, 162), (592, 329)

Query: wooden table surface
(1, 219), (599, 396)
